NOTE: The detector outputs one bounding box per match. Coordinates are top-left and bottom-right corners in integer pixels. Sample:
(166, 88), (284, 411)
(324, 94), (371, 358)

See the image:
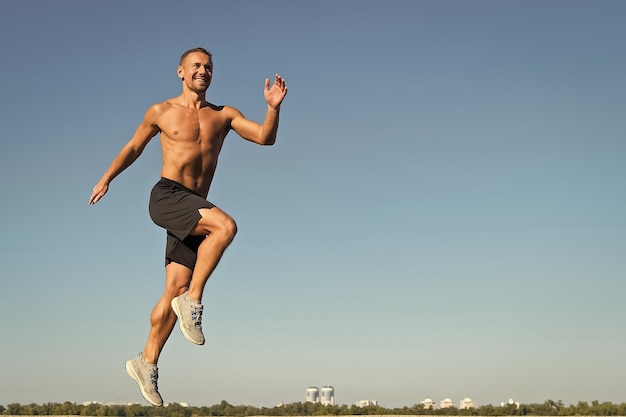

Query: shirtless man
(89, 47), (287, 406)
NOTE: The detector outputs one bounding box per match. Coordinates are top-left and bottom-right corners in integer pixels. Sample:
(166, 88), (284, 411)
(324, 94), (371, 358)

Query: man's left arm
(231, 74), (288, 145)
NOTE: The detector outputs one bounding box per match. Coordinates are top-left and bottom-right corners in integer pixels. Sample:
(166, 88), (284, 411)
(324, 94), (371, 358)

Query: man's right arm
(88, 105), (161, 205)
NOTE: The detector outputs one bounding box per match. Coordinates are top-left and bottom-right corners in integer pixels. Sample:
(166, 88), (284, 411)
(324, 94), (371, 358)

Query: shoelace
(191, 304), (203, 328)
(149, 367), (159, 390)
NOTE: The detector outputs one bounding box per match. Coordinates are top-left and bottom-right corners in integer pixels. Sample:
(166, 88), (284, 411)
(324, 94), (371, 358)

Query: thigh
(190, 206), (237, 236)
(165, 262), (193, 293)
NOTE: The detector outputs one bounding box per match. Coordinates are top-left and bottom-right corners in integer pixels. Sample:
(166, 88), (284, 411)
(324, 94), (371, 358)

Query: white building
(421, 397), (437, 410)
(355, 400), (378, 407)
(460, 398), (476, 409)
(320, 385), (335, 406)
(501, 398), (520, 408)
(306, 387), (320, 403)
(440, 398), (455, 409)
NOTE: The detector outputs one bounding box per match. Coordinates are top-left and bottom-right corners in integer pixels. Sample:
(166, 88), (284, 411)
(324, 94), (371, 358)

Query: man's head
(178, 47), (213, 93)
(180, 47), (212, 65)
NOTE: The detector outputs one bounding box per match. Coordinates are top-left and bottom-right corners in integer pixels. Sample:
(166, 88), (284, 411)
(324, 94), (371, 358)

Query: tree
(6, 403), (22, 415)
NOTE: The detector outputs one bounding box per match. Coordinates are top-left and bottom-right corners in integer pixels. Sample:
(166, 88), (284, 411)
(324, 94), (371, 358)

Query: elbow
(251, 125), (277, 145)
(125, 141), (146, 157)
(257, 132), (276, 146)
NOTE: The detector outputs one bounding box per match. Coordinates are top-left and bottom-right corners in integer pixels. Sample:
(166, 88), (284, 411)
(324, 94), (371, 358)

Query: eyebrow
(191, 61), (212, 67)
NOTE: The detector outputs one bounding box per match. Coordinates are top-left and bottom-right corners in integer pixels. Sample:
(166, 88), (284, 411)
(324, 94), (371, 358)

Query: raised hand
(264, 74), (288, 110)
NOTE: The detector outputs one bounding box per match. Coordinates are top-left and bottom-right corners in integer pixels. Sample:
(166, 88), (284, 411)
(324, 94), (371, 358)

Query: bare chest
(159, 106), (229, 145)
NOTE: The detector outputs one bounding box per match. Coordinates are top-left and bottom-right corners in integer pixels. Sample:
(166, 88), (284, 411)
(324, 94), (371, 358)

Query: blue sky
(1, 0), (625, 409)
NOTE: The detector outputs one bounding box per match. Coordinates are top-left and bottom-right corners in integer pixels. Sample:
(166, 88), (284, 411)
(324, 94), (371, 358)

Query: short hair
(180, 47), (212, 65)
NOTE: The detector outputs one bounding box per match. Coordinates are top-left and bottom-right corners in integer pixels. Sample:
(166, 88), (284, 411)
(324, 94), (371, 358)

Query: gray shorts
(149, 177), (215, 269)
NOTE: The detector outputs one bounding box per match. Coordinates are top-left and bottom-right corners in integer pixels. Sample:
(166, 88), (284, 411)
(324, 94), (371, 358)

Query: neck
(180, 88), (207, 109)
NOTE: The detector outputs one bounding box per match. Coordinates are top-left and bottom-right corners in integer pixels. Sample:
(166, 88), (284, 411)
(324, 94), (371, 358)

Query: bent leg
(187, 207), (237, 302)
(142, 262), (191, 364)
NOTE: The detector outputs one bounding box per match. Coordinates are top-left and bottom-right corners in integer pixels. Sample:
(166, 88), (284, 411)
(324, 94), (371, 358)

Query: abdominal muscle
(156, 102), (229, 197)
(159, 133), (224, 198)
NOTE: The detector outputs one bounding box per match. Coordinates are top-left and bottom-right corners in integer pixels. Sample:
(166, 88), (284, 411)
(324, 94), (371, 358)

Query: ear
(177, 66), (184, 80)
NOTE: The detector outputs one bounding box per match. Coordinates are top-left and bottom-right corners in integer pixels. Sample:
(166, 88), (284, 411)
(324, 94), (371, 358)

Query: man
(89, 47), (288, 406)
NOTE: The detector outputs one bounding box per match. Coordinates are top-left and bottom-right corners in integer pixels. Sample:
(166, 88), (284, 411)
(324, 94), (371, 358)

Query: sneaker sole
(171, 297), (205, 345)
(125, 360), (163, 407)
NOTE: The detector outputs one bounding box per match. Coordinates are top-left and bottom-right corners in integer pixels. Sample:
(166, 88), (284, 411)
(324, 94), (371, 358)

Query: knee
(165, 281), (188, 298)
(164, 264), (191, 297)
(150, 287), (185, 325)
(195, 210), (238, 243)
(219, 216), (237, 244)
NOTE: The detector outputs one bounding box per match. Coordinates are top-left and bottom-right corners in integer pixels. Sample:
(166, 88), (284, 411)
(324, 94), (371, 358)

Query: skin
(89, 51), (287, 364)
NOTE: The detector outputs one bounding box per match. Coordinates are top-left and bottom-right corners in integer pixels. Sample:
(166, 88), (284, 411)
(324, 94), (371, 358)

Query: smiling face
(177, 51), (213, 93)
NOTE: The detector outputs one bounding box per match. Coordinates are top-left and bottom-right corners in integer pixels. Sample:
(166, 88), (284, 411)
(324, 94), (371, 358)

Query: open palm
(264, 74), (288, 109)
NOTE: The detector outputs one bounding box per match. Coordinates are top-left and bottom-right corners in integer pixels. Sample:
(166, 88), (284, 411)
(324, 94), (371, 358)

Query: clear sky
(1, 0), (625, 410)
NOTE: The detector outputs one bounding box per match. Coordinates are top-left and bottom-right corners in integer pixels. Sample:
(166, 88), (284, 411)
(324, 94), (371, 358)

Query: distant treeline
(2, 399), (626, 416)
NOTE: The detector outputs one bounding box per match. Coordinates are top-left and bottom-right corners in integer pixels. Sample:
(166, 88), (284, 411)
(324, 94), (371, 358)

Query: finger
(89, 187), (104, 204)
(276, 75), (286, 90)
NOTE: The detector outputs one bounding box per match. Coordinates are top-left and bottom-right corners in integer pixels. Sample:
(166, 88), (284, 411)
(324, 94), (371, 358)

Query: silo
(306, 386), (319, 403)
(320, 385), (335, 405)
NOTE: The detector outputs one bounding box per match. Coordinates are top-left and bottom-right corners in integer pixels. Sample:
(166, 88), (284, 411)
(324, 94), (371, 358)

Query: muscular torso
(155, 101), (231, 197)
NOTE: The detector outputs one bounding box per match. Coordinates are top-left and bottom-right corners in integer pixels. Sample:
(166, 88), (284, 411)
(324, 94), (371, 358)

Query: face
(178, 51), (213, 93)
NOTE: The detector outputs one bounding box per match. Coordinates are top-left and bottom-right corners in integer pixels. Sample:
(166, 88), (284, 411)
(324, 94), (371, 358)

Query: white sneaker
(125, 353), (163, 406)
(171, 291), (205, 345)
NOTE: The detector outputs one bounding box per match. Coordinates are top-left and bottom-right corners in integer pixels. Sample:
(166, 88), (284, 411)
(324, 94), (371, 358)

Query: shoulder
(200, 103), (244, 123)
(148, 99), (176, 116)
(142, 99), (176, 124)
(220, 104), (244, 120)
